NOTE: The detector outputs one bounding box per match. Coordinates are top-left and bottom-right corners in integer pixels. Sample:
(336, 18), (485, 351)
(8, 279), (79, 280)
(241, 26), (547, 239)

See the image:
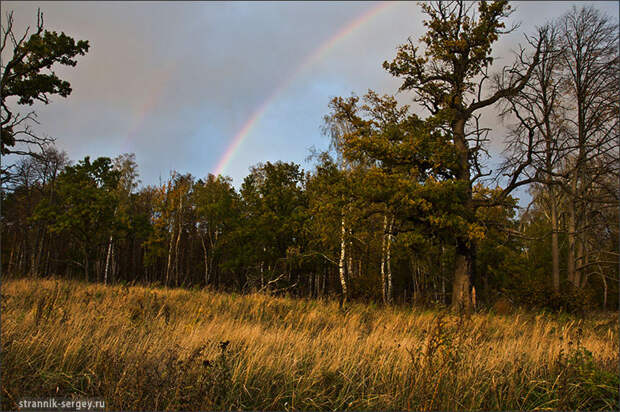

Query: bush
(506, 280), (596, 313)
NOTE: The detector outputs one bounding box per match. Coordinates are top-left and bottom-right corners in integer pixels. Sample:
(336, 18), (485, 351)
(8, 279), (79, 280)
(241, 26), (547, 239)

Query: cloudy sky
(4, 1), (618, 191)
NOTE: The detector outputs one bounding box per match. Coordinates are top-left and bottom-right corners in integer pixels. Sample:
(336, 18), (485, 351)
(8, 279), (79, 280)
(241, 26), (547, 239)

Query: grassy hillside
(1, 278), (618, 410)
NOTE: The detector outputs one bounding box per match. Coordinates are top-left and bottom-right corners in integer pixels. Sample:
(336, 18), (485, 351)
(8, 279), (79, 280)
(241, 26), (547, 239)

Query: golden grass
(1, 278), (618, 410)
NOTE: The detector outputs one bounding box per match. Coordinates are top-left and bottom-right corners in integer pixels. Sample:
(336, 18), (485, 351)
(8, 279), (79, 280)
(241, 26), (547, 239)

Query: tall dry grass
(1, 278), (618, 410)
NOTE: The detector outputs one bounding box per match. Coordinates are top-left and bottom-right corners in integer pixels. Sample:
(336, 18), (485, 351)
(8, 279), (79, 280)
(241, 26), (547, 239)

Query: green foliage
(326, 90), (478, 246)
(1, 2), (616, 314)
(383, 0), (511, 112)
(35, 157), (120, 234)
(508, 281), (596, 314)
(1, 10), (89, 155)
(551, 340), (620, 410)
(3, 30), (89, 105)
(33, 157), (122, 279)
(235, 161), (308, 290)
(193, 174), (240, 285)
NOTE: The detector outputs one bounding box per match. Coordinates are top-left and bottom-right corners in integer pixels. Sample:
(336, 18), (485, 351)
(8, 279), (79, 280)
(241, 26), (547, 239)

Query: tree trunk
(200, 235), (209, 286)
(451, 248), (472, 313)
(575, 213), (587, 289)
(411, 257), (419, 305)
(386, 215), (394, 304)
(29, 228), (42, 277)
(580, 251), (589, 289)
(174, 207), (183, 287)
(543, 101), (561, 293)
(95, 249), (102, 283)
(83, 247), (89, 282)
(208, 230), (218, 288)
(104, 235), (113, 285)
(600, 271), (607, 310)
(7, 242), (15, 275)
(442, 276), (446, 306)
(111, 245), (116, 283)
(567, 193), (577, 287)
(550, 192), (560, 293)
(380, 215), (388, 304)
(165, 225), (174, 287)
(36, 231), (45, 277)
(347, 227), (353, 279)
(338, 212), (348, 304)
(451, 117), (473, 312)
(322, 267), (327, 297)
(44, 245), (52, 278)
(575, 234), (583, 289)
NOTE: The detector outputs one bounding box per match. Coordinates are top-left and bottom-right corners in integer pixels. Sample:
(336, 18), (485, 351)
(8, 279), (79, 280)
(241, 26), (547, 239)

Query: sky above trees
(3, 1), (617, 189)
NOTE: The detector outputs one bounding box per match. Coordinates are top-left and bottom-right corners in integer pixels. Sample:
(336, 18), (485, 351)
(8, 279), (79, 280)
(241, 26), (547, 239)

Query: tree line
(2, 2), (618, 312)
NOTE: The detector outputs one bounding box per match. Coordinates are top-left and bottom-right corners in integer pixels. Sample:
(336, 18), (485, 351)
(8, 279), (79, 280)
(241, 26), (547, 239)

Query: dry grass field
(1, 278), (618, 410)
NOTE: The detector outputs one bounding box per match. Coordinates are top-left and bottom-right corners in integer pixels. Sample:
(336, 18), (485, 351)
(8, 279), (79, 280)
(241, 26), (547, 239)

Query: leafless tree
(500, 6), (619, 299)
(558, 6), (619, 289)
(499, 24), (567, 292)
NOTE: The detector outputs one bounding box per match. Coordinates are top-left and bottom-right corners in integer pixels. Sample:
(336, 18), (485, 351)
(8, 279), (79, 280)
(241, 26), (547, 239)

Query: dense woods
(2, 2), (618, 313)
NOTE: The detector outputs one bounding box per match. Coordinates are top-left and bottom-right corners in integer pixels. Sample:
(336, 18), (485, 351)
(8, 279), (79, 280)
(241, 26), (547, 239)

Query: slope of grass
(1, 278), (618, 410)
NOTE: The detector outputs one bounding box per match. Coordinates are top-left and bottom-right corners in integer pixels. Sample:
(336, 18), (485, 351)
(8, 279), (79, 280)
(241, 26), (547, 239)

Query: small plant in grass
(560, 329), (620, 410)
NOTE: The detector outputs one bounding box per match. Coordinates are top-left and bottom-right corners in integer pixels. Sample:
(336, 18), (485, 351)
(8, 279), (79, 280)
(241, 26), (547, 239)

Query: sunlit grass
(1, 278), (618, 410)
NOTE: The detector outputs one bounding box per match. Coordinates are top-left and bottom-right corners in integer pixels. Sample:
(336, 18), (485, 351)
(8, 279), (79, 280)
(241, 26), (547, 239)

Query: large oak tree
(381, 0), (542, 310)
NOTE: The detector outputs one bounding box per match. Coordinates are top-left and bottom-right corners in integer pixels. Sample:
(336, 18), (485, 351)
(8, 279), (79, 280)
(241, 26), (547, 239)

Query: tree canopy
(2, 2), (617, 313)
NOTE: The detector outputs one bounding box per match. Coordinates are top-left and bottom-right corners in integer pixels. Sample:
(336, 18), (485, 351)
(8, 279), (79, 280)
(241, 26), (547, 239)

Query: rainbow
(213, 1), (397, 176)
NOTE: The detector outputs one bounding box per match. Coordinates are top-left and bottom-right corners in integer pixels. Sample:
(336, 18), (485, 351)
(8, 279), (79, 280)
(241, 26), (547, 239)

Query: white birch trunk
(380, 215), (388, 304)
(386, 215), (394, 304)
(165, 225), (174, 287)
(173, 196), (183, 286)
(200, 235), (209, 285)
(104, 235), (113, 285)
(338, 212), (348, 303)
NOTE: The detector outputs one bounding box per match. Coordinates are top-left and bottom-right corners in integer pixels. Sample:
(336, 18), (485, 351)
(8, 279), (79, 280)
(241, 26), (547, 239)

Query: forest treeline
(2, 2), (618, 312)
